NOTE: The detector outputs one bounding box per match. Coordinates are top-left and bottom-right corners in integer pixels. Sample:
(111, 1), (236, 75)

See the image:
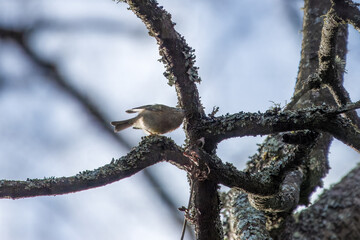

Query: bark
(225, 0), (359, 239)
(284, 164), (360, 240)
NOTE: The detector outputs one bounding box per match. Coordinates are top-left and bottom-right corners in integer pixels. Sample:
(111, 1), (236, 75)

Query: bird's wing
(125, 104), (153, 113)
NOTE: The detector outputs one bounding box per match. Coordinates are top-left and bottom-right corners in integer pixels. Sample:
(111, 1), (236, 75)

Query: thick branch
(318, 4), (360, 127)
(289, 164), (360, 239)
(250, 0), (348, 237)
(318, 115), (360, 153)
(0, 136), (189, 199)
(192, 179), (222, 240)
(185, 142), (310, 198)
(224, 190), (272, 240)
(183, 148), (278, 196)
(183, 143), (311, 238)
(333, 0), (360, 32)
(213, 162), (279, 196)
(286, 73), (322, 110)
(294, 0), (329, 91)
(318, 9), (339, 84)
(119, 2), (221, 239)
(201, 102), (360, 151)
(122, 0), (204, 141)
(248, 169), (303, 213)
(182, 144), (305, 238)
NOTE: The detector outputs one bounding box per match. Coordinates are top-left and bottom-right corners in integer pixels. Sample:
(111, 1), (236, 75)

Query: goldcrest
(111, 104), (185, 135)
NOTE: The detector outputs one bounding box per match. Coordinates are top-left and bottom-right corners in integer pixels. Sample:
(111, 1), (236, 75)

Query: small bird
(110, 104), (185, 135)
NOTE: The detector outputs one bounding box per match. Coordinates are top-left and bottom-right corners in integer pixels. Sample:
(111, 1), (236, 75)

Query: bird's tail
(110, 117), (137, 132)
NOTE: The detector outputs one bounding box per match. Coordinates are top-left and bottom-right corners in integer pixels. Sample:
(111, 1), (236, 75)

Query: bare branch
(223, 190), (272, 239)
(286, 73), (322, 110)
(118, 2), (222, 238)
(182, 143), (311, 238)
(293, 0), (330, 91)
(289, 164), (360, 239)
(121, 0), (204, 142)
(0, 136), (189, 199)
(318, 3), (360, 127)
(333, 0), (360, 33)
(184, 142), (310, 198)
(0, 26), (191, 232)
(318, 116), (360, 153)
(248, 169), (303, 213)
(318, 10), (340, 84)
(201, 102), (360, 150)
(189, 149), (280, 196)
(191, 179), (223, 240)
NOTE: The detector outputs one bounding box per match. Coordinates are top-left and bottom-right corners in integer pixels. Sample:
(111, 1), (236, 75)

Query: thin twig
(181, 178), (194, 240)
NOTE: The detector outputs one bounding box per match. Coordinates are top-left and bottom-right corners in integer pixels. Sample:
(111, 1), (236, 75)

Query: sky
(0, 0), (359, 239)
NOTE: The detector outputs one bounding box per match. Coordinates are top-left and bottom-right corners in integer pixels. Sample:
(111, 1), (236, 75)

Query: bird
(110, 104), (185, 135)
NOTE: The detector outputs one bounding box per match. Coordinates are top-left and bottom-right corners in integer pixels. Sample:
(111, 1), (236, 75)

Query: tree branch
(223, 190), (272, 240)
(317, 4), (360, 127)
(119, 2), (223, 239)
(182, 143), (312, 237)
(332, 0), (360, 33)
(201, 102), (360, 151)
(0, 136), (189, 199)
(318, 115), (360, 153)
(121, 0), (204, 141)
(0, 26), (193, 233)
(289, 164), (360, 239)
(248, 169), (303, 213)
(196, 145), (307, 197)
(318, 9), (340, 84)
(191, 179), (222, 240)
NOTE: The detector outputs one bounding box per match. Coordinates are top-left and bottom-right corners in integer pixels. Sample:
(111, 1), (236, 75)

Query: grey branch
(203, 143), (309, 197)
(0, 136), (189, 199)
(332, 0), (360, 33)
(0, 26), (189, 232)
(201, 102), (360, 152)
(121, 1), (220, 239)
(122, 0), (204, 142)
(318, 4), (360, 127)
(248, 169), (303, 212)
(289, 164), (360, 239)
(223, 189), (272, 240)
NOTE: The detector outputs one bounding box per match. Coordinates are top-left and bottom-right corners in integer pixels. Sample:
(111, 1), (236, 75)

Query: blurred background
(0, 0), (359, 239)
